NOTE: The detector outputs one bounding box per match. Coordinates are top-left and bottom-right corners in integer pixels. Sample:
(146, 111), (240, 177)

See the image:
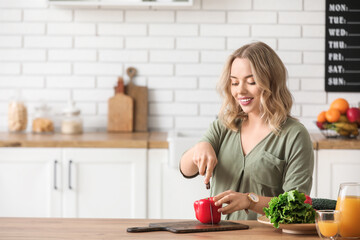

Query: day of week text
(328, 4), (348, 12)
(328, 16), (346, 24)
(328, 53), (344, 61)
(328, 77), (346, 86)
(328, 28), (348, 36)
(328, 41), (346, 49)
(328, 65), (345, 73)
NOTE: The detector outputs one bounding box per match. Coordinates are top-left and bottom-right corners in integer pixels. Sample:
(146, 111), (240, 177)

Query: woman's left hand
(213, 190), (249, 214)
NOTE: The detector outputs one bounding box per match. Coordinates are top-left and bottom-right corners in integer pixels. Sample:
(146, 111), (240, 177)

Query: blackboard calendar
(325, 0), (360, 92)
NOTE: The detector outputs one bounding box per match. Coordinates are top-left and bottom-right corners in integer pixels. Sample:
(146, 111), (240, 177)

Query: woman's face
(230, 57), (262, 116)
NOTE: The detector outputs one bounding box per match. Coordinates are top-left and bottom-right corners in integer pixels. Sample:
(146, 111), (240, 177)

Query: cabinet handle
(68, 160), (73, 190)
(54, 160), (58, 190)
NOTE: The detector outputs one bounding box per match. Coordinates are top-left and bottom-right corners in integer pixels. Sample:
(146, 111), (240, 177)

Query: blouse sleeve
(199, 119), (225, 155)
(282, 124), (314, 195)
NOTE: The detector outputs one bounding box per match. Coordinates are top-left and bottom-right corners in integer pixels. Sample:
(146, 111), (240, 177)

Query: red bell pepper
(304, 194), (312, 205)
(194, 197), (221, 224)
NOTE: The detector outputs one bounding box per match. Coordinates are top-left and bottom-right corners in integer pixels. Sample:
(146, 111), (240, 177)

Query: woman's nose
(236, 81), (247, 94)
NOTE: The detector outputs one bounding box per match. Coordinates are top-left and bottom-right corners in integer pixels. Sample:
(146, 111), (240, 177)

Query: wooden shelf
(48, 0), (193, 7)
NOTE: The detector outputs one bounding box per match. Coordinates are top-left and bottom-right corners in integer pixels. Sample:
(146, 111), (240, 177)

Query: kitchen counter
(0, 132), (359, 149)
(310, 133), (360, 149)
(0, 218), (320, 240)
(0, 132), (168, 149)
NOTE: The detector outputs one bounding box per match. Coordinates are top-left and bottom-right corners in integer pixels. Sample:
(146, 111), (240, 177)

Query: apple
(316, 121), (325, 130)
(346, 107), (360, 123)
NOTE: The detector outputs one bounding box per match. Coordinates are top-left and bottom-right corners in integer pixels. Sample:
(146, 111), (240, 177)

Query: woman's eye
(231, 82), (239, 86)
(248, 81), (256, 85)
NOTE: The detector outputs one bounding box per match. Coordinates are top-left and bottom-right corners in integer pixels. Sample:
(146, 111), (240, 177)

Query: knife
(206, 181), (214, 225)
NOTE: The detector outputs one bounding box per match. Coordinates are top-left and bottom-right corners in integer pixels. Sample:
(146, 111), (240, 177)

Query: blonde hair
(217, 41), (293, 134)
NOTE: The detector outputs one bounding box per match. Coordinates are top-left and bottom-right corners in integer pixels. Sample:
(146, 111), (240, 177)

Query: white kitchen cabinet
(148, 149), (208, 219)
(0, 147), (147, 218)
(62, 148), (147, 218)
(0, 148), (62, 217)
(310, 150), (317, 198)
(317, 149), (360, 200)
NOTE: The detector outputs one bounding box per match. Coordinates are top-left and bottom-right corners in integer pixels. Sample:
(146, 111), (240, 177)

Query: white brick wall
(25, 36), (73, 48)
(0, 9), (22, 21)
(126, 10), (174, 22)
(149, 24), (197, 36)
(0, 36), (22, 47)
(75, 10), (124, 22)
(75, 36), (124, 48)
(0, 0), (359, 133)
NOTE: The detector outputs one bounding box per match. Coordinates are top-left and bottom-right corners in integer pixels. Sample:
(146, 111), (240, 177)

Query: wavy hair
(217, 41), (294, 134)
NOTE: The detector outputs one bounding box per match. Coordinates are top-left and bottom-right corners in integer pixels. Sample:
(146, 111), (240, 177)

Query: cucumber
(312, 198), (337, 210)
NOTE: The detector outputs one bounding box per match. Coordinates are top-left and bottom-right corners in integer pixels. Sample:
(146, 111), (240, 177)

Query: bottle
(61, 100), (83, 134)
(8, 91), (28, 133)
(32, 103), (54, 134)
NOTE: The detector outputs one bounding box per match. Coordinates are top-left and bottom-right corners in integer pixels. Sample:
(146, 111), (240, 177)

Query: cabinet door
(317, 149), (360, 200)
(62, 148), (146, 218)
(0, 148), (62, 217)
(148, 149), (208, 219)
(310, 150), (317, 197)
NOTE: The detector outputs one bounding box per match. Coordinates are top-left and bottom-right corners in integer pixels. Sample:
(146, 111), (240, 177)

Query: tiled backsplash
(0, 0), (359, 132)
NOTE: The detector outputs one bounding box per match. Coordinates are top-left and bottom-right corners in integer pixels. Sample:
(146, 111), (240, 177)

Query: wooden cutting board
(107, 78), (134, 132)
(125, 67), (148, 132)
(127, 220), (249, 233)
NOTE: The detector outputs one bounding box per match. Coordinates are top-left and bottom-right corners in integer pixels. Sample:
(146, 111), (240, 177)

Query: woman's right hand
(192, 142), (218, 185)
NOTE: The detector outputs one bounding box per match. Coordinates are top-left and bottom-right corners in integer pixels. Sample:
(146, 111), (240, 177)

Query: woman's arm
(213, 190), (271, 215)
(179, 146), (198, 177)
(179, 141), (218, 185)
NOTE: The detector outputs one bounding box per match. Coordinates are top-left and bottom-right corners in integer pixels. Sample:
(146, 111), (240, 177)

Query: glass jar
(8, 96), (28, 133)
(32, 103), (54, 134)
(61, 101), (83, 135)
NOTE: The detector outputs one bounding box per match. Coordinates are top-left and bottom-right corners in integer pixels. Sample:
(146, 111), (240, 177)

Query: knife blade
(209, 197), (214, 225)
(206, 181), (213, 225)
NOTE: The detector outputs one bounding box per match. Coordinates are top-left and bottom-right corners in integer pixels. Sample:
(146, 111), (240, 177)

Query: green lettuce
(263, 190), (315, 228)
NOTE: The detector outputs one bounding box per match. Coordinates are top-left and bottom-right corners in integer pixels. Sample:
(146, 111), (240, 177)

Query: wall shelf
(48, 0), (193, 7)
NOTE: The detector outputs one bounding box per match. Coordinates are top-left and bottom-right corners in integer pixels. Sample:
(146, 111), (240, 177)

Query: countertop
(0, 218), (320, 240)
(310, 133), (360, 150)
(0, 132), (168, 149)
(0, 132), (359, 150)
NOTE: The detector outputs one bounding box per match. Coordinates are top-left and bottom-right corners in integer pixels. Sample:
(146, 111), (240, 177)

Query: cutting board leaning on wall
(125, 67), (148, 132)
(107, 77), (134, 132)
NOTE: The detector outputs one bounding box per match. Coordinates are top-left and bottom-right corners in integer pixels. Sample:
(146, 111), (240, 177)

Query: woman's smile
(238, 97), (254, 106)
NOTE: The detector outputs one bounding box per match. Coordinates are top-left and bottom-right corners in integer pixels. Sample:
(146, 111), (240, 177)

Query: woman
(180, 42), (314, 220)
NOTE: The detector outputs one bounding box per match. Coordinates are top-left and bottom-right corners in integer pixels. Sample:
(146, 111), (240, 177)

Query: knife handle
(127, 227), (166, 233)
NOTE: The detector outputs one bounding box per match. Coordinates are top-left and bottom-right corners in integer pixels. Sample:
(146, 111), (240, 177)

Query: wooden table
(0, 218), (321, 240)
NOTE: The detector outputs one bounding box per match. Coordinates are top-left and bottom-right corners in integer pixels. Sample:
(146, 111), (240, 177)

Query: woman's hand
(213, 190), (249, 214)
(192, 142), (218, 185)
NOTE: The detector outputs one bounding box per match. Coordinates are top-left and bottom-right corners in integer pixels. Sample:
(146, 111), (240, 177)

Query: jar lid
(63, 100), (80, 115)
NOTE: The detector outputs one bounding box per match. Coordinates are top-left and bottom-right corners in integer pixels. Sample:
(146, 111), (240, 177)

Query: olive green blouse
(199, 118), (314, 221)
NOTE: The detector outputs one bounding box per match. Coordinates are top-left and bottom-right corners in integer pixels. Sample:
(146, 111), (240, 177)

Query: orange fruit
(317, 111), (327, 123)
(330, 98), (349, 114)
(325, 109), (341, 123)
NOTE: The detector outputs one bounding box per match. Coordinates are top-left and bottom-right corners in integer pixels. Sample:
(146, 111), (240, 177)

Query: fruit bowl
(315, 122), (359, 139)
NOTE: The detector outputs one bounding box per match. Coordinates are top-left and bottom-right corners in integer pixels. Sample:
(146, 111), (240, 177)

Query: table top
(0, 218), (321, 240)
